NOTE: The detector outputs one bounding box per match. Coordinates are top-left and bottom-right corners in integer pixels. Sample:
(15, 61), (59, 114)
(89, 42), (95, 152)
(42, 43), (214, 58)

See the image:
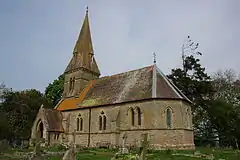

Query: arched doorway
(36, 121), (44, 140)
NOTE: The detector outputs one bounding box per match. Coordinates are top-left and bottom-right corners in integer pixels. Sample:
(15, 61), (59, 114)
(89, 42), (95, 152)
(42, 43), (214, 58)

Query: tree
(0, 82), (5, 89)
(212, 69), (240, 106)
(0, 111), (9, 140)
(168, 36), (215, 146)
(168, 36), (213, 105)
(210, 69), (240, 148)
(169, 36), (240, 148)
(205, 100), (240, 148)
(45, 74), (64, 106)
(0, 83), (10, 140)
(0, 89), (52, 142)
(181, 36), (202, 75)
(0, 82), (6, 102)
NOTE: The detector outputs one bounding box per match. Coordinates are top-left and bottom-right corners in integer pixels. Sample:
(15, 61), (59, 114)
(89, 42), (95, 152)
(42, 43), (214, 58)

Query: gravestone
(139, 133), (148, 160)
(118, 133), (129, 154)
(62, 143), (75, 160)
(33, 141), (41, 156)
(73, 129), (76, 149)
(63, 130), (76, 160)
(29, 140), (44, 160)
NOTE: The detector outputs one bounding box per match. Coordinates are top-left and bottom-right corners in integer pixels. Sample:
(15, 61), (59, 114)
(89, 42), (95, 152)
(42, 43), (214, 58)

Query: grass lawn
(45, 147), (240, 160)
(76, 150), (114, 160)
(147, 147), (240, 160)
(0, 147), (240, 160)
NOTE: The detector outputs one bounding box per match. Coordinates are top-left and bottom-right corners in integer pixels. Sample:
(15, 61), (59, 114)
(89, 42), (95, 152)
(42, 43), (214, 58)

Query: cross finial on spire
(86, 6), (89, 15)
(153, 52), (156, 64)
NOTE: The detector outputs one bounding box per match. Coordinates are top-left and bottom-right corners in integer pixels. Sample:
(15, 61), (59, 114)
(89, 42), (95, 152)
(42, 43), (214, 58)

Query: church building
(30, 8), (195, 150)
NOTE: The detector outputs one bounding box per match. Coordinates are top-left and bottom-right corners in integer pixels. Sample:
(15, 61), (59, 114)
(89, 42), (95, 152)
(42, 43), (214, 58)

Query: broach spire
(73, 6), (93, 55)
(65, 7), (100, 76)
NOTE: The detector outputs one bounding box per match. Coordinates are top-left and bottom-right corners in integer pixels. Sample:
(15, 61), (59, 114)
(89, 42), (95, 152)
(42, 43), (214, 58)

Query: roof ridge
(99, 65), (154, 80)
(152, 64), (157, 98)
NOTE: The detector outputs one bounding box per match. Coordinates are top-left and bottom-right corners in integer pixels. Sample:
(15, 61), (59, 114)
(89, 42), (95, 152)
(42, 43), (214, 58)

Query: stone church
(30, 9), (195, 150)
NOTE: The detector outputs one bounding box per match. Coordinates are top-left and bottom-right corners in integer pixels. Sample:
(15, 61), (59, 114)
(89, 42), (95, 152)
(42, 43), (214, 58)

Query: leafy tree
(168, 36), (213, 107)
(0, 89), (52, 142)
(0, 83), (11, 140)
(0, 111), (9, 140)
(210, 69), (240, 148)
(168, 36), (215, 146)
(45, 74), (64, 106)
(0, 82), (6, 101)
(169, 36), (240, 148)
(205, 100), (239, 148)
(212, 69), (240, 106)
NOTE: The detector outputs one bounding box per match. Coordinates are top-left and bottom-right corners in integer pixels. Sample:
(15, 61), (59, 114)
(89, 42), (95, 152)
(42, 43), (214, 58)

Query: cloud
(0, 0), (239, 92)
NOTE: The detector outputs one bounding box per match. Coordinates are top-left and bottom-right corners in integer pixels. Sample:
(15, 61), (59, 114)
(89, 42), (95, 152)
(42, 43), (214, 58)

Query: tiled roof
(80, 65), (153, 107)
(56, 80), (96, 110)
(56, 65), (190, 111)
(40, 108), (64, 132)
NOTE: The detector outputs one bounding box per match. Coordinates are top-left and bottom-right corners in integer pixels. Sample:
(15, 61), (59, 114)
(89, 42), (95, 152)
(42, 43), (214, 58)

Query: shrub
(45, 144), (67, 152)
(0, 139), (10, 153)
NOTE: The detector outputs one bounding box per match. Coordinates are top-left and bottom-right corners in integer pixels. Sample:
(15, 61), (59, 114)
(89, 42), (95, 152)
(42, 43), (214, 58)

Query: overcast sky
(0, 0), (239, 92)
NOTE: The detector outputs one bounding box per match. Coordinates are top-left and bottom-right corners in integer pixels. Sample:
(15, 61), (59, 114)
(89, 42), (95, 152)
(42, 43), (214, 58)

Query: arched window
(77, 114), (83, 131)
(80, 117), (83, 131)
(130, 108), (135, 126)
(166, 108), (172, 128)
(137, 107), (141, 126)
(103, 115), (107, 130)
(89, 53), (94, 67)
(72, 77), (75, 90)
(69, 78), (73, 91)
(99, 111), (107, 131)
(99, 116), (102, 130)
(76, 118), (80, 131)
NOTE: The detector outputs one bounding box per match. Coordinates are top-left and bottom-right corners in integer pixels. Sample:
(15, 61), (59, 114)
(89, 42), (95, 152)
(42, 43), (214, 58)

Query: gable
(32, 107), (64, 132)
(43, 108), (64, 132)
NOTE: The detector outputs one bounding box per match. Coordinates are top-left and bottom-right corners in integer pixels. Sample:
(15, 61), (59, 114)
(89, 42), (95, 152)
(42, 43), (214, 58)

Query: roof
(56, 65), (191, 111)
(64, 8), (100, 76)
(39, 107), (64, 132)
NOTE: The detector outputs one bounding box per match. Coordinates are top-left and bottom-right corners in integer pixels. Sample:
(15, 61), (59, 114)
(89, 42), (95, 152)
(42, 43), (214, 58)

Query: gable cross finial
(153, 52), (156, 64)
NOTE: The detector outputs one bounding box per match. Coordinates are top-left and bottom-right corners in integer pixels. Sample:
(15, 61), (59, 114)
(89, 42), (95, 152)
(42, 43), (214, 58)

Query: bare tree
(0, 82), (5, 94)
(181, 36), (202, 73)
(0, 82), (5, 89)
(212, 69), (240, 106)
(0, 82), (7, 102)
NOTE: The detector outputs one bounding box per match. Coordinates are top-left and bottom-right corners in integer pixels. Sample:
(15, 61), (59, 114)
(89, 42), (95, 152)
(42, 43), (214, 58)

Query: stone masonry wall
(63, 69), (99, 97)
(59, 99), (194, 149)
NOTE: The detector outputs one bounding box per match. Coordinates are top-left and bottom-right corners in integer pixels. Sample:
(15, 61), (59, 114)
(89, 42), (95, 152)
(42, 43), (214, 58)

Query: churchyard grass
(0, 147), (240, 159)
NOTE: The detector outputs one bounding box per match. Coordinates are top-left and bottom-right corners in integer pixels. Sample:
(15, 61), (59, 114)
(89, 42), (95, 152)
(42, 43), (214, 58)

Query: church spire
(73, 6), (93, 54)
(63, 7), (100, 97)
(65, 7), (100, 76)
